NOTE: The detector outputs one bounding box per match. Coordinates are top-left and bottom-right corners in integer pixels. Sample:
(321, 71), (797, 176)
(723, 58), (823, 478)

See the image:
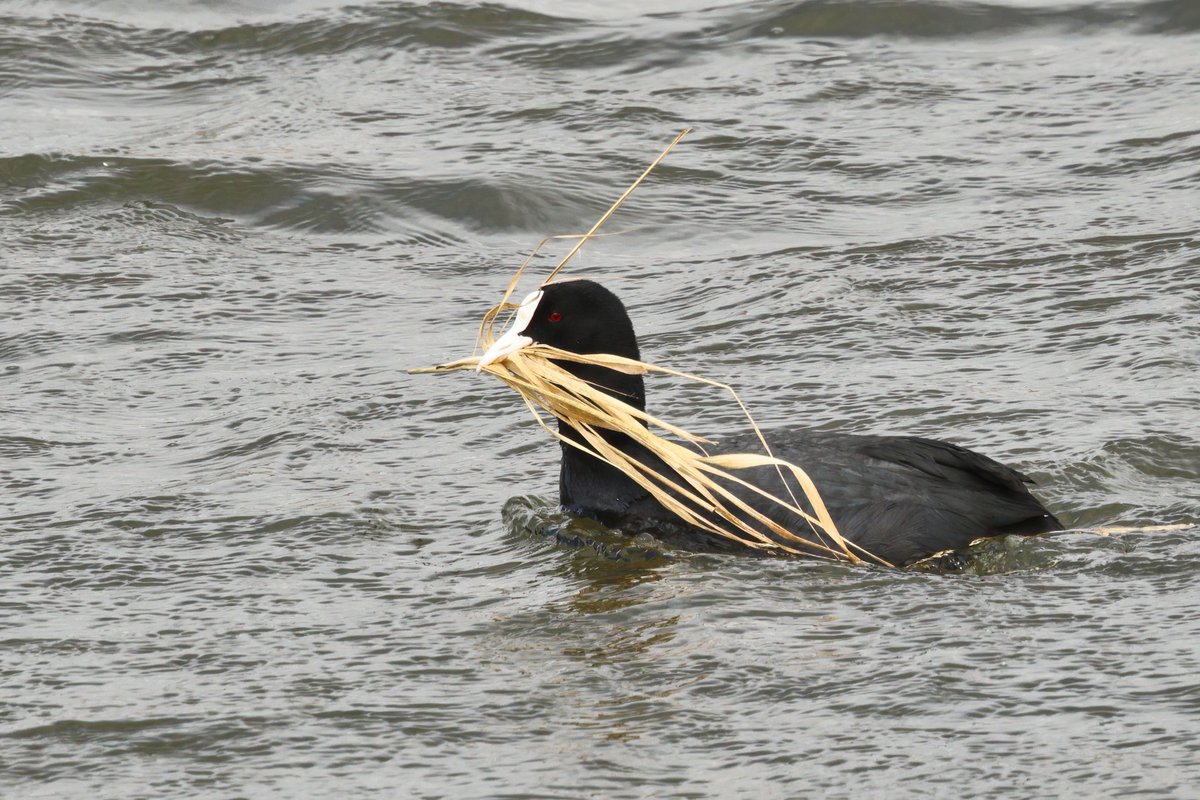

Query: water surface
(2, 0), (1198, 797)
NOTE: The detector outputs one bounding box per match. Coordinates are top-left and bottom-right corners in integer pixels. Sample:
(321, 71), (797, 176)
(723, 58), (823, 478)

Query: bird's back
(560, 429), (1062, 565)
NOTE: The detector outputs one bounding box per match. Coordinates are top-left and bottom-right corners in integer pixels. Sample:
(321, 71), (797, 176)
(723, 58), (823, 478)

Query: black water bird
(479, 280), (1063, 566)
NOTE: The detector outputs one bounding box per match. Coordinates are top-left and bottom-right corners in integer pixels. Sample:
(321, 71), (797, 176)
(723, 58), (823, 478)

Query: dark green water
(2, 1), (1198, 797)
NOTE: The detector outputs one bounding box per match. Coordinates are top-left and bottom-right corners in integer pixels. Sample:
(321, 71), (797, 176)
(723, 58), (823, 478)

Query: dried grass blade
(542, 129), (690, 286)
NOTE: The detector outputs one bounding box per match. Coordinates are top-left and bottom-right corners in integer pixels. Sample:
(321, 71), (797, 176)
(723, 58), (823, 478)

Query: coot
(480, 280), (1063, 566)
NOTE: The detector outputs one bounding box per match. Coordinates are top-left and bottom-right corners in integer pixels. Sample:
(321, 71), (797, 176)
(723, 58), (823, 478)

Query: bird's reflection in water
(501, 494), (693, 650)
(495, 496), (710, 744)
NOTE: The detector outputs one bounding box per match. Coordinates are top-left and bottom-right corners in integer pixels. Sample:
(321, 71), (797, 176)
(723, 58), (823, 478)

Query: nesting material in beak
(411, 129), (883, 565)
(478, 289), (543, 371)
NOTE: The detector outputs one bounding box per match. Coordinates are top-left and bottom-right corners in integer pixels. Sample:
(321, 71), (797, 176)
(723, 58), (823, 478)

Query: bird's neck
(555, 362), (649, 509)
(553, 361), (646, 446)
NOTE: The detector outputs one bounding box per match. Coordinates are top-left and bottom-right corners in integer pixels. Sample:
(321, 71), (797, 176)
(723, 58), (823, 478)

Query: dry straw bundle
(412, 130), (888, 566)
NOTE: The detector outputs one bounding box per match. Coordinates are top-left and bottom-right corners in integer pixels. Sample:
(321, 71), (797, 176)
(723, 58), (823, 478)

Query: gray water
(3, 0), (1199, 797)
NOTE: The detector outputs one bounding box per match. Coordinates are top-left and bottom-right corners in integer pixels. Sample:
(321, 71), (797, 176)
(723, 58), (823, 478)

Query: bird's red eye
(548, 311), (562, 323)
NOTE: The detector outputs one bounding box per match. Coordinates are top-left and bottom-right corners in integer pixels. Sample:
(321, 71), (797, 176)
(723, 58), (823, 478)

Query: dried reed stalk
(412, 131), (888, 565)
